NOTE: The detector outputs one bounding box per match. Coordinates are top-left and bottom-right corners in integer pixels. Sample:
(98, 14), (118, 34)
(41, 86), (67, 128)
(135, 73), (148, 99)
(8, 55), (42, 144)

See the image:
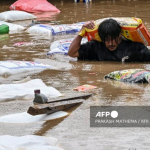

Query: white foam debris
(0, 111), (68, 123)
(0, 135), (64, 150)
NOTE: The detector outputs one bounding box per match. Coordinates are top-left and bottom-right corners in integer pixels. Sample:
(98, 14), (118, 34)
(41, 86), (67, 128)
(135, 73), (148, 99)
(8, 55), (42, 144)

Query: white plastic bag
(47, 38), (87, 55)
(0, 21), (25, 32)
(0, 60), (56, 76)
(0, 79), (62, 102)
(0, 10), (36, 21)
(26, 25), (52, 37)
(26, 22), (84, 36)
(47, 38), (87, 62)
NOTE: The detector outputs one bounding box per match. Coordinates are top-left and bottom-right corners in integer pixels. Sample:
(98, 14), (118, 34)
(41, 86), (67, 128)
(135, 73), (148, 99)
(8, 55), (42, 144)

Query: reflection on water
(33, 11), (60, 21)
(1, 0), (150, 149)
(34, 104), (81, 136)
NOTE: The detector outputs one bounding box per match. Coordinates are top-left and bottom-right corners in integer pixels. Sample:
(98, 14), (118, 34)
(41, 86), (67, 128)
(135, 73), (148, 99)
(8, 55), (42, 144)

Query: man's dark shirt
(78, 39), (150, 62)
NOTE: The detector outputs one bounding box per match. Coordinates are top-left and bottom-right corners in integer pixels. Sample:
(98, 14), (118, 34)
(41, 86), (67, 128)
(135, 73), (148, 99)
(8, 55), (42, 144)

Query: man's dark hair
(98, 18), (121, 43)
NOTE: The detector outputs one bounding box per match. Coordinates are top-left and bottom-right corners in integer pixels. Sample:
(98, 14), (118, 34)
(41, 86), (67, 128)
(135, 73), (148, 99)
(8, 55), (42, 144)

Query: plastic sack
(10, 0), (60, 13)
(0, 21), (25, 33)
(104, 69), (150, 83)
(0, 60), (56, 76)
(47, 38), (76, 62)
(26, 22), (84, 36)
(49, 22), (84, 35)
(0, 10), (36, 22)
(79, 17), (150, 46)
(47, 38), (87, 61)
(48, 38), (87, 55)
(26, 25), (52, 37)
(0, 79), (62, 102)
(0, 24), (9, 34)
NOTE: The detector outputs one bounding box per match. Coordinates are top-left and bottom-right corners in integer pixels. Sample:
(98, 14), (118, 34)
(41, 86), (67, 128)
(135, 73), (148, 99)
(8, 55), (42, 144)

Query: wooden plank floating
(27, 93), (93, 116)
(28, 99), (84, 116)
(47, 93), (93, 103)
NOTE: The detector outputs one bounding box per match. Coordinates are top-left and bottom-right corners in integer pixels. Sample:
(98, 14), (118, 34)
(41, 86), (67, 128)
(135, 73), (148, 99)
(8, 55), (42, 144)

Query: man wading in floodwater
(68, 18), (150, 62)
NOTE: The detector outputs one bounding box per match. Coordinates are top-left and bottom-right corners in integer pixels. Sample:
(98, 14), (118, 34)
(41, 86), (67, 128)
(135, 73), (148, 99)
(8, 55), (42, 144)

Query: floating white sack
(47, 38), (87, 62)
(0, 60), (56, 76)
(26, 25), (52, 37)
(50, 38), (74, 51)
(0, 10), (36, 21)
(66, 22), (85, 34)
(0, 111), (68, 123)
(26, 22), (84, 36)
(47, 38), (87, 55)
(0, 79), (62, 102)
(0, 21), (25, 32)
(0, 135), (64, 150)
(49, 38), (74, 55)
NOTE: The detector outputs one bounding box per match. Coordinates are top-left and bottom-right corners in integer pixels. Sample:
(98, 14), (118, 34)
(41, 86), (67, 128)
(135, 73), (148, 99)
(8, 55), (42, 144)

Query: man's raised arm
(68, 21), (95, 58)
(68, 35), (82, 57)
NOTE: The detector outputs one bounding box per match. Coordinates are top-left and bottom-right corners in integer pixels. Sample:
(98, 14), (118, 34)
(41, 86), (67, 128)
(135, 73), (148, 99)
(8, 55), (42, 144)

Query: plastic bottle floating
(33, 89), (48, 104)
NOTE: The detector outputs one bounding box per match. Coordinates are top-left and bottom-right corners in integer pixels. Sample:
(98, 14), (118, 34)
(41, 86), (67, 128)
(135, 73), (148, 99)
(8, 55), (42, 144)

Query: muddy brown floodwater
(1, 0), (150, 150)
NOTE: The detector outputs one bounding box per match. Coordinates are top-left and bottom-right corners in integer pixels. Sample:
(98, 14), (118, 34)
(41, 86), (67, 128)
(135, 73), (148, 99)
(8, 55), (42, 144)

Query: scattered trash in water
(33, 89), (48, 104)
(13, 41), (34, 46)
(105, 69), (150, 83)
(74, 84), (97, 91)
(2, 45), (16, 49)
(121, 56), (129, 62)
(88, 72), (96, 75)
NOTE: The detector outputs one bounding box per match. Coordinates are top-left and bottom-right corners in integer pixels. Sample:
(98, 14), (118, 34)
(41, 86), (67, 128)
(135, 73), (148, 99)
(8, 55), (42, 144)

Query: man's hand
(82, 20), (95, 30)
(79, 20), (95, 37)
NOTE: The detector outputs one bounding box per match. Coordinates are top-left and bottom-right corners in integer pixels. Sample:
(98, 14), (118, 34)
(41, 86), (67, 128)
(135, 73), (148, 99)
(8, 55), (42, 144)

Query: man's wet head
(98, 19), (122, 51)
